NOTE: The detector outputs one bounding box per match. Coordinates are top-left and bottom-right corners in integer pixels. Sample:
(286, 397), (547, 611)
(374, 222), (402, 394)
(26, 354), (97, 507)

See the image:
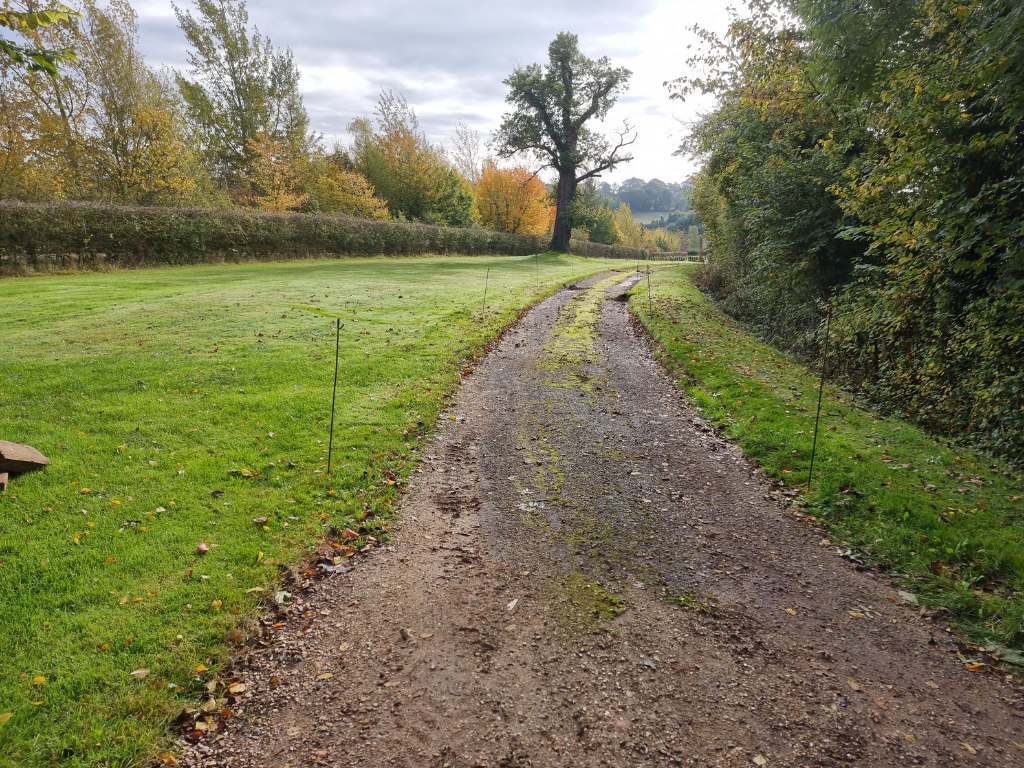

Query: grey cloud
(134, 0), (693, 180)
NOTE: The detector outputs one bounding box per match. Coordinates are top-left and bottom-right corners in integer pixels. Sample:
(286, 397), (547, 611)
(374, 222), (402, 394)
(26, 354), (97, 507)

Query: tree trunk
(549, 169), (576, 252)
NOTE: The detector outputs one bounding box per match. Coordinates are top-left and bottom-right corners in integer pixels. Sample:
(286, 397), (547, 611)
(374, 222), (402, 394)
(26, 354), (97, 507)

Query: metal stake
(327, 318), (340, 476)
(481, 267), (491, 315)
(807, 304), (832, 491)
(646, 266), (653, 312)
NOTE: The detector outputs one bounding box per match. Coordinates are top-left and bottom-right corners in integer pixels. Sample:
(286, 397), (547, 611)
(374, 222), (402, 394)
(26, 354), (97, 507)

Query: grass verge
(631, 265), (1024, 660)
(0, 253), (626, 767)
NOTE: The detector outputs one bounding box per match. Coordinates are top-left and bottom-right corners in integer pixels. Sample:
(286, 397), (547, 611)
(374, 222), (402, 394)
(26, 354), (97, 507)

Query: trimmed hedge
(0, 201), (649, 271)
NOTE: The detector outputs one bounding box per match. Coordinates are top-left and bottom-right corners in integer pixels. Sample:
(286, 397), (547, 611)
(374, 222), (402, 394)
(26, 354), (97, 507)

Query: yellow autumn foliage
(475, 161), (553, 236)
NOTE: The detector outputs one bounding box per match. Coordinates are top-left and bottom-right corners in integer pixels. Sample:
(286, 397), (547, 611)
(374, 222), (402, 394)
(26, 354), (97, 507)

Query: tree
(475, 160), (553, 235)
(612, 203), (647, 248)
(304, 148), (390, 220)
(494, 32), (634, 252)
(448, 121), (482, 184)
(174, 0), (311, 192)
(350, 90), (475, 226)
(674, 0), (1024, 459)
(0, 3), (77, 75)
(1, 0), (206, 204)
(244, 132), (307, 211)
(570, 180), (617, 244)
(80, 0), (203, 203)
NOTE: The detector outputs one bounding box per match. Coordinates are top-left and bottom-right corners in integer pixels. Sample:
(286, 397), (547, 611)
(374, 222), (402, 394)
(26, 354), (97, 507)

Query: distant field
(0, 254), (626, 767)
(631, 210), (674, 225)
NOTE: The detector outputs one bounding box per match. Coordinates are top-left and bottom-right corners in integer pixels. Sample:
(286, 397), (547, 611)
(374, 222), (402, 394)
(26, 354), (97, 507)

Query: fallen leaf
(784, 608), (797, 616)
(0, 713), (12, 726)
(228, 682), (247, 695)
(925, 680), (939, 689)
(848, 610), (866, 619)
(339, 642), (352, 652)
(211, 599), (222, 611)
(961, 742), (978, 755)
(847, 678), (862, 691)
(507, 598), (519, 612)
(31, 676), (45, 685)
(256, 551), (264, 563)
(753, 756), (768, 766)
(252, 517), (269, 525)
(196, 543), (209, 555)
(965, 662), (984, 672)
(315, 672), (333, 681)
(161, 753), (179, 765)
(195, 664), (207, 673)
(419, 632), (434, 640)
(129, 668), (149, 679)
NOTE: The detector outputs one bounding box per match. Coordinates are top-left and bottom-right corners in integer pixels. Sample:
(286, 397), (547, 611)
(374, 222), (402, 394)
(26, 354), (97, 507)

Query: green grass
(0, 253), (627, 767)
(632, 266), (1024, 658)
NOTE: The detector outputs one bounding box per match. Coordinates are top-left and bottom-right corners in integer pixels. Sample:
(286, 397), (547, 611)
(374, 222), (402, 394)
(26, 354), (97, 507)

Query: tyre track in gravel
(190, 272), (1024, 768)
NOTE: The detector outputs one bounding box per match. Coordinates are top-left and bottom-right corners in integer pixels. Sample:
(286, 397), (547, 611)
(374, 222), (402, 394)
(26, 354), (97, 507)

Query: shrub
(0, 201), (650, 272)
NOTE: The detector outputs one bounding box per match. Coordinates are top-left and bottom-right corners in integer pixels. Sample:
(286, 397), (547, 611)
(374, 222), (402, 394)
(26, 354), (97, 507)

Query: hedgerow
(0, 201), (649, 271)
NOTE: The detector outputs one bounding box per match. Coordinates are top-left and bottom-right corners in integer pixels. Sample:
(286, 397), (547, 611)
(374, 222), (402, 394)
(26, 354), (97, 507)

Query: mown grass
(0, 253), (628, 767)
(632, 266), (1024, 659)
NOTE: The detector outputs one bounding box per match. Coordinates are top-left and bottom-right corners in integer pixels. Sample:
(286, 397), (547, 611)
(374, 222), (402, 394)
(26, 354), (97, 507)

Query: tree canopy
(494, 32), (633, 252)
(677, 0), (1024, 460)
(173, 0), (311, 191)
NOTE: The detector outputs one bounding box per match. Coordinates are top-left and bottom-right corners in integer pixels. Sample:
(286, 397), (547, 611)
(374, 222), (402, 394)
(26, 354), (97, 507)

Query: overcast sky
(134, 0), (736, 185)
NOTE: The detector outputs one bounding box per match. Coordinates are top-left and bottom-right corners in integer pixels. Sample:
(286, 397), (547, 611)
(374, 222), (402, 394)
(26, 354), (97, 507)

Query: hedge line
(0, 202), (649, 271)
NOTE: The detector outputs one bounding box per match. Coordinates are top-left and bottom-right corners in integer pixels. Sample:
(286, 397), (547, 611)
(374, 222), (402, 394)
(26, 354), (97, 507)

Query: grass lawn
(0, 253), (628, 768)
(632, 266), (1024, 661)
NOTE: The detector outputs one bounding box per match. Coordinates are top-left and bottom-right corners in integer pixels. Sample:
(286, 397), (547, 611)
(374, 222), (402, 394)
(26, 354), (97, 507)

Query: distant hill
(594, 178), (699, 232)
(596, 178), (693, 215)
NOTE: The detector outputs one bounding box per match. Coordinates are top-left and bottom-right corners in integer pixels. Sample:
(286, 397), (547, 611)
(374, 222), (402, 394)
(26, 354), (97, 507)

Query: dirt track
(189, 273), (1024, 767)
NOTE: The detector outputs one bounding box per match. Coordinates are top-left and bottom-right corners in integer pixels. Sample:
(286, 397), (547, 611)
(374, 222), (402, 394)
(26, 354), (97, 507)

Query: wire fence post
(327, 318), (340, 476)
(481, 266), (491, 316)
(807, 304), (833, 492)
(646, 265), (653, 312)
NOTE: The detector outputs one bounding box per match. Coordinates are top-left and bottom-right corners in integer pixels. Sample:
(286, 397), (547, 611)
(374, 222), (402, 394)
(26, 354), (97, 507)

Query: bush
(0, 202), (649, 272)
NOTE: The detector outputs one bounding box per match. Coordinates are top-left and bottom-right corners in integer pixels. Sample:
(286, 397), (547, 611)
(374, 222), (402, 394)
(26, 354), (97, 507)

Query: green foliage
(0, 5), (78, 74)
(1, 0), (211, 206)
(676, 0), (1024, 460)
(0, 201), (649, 272)
(635, 265), (1024, 652)
(568, 180), (617, 244)
(349, 91), (476, 227)
(494, 32), (633, 252)
(174, 0), (312, 190)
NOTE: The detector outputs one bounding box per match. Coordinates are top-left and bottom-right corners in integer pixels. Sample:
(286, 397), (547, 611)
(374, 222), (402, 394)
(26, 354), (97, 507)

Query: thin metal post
(646, 265), (653, 312)
(481, 267), (491, 315)
(535, 253), (540, 286)
(327, 318), (340, 476)
(807, 304), (832, 491)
